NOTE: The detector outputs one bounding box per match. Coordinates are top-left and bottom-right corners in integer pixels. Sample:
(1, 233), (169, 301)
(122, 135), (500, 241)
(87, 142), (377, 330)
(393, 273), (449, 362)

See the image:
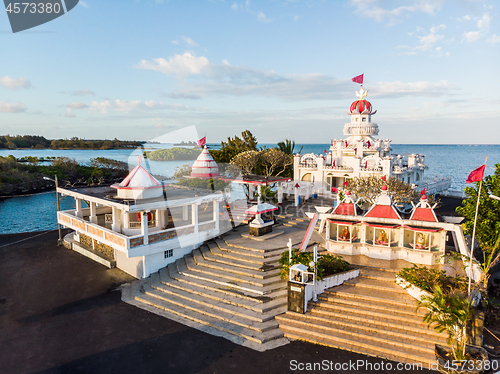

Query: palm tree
(277, 139), (302, 155)
(417, 285), (473, 361)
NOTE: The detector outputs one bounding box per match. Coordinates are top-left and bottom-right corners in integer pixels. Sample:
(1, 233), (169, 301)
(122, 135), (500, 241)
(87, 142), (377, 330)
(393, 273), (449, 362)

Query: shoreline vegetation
(146, 147), (200, 161)
(0, 135), (144, 150)
(0, 156), (129, 197)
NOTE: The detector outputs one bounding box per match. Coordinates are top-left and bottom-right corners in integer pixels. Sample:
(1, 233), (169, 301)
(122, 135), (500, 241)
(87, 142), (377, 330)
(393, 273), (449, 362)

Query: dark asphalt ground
(0, 230), (434, 374)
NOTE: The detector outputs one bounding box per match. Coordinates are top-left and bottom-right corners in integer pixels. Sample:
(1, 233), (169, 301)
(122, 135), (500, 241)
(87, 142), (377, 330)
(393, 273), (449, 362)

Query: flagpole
(468, 155), (488, 296)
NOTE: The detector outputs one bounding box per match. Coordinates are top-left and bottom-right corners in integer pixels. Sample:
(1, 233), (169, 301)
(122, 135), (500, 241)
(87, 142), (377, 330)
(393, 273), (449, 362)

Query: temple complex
(293, 87), (451, 195)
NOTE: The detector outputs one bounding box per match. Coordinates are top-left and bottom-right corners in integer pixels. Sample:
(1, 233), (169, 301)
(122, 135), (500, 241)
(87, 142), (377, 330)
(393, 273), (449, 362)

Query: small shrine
(191, 145), (220, 178)
(246, 202), (278, 236)
(111, 159), (163, 200)
(325, 185), (452, 265)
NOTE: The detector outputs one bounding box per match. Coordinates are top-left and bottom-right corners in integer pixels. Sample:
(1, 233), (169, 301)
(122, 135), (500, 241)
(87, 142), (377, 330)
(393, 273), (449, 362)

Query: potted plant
(418, 285), (488, 373)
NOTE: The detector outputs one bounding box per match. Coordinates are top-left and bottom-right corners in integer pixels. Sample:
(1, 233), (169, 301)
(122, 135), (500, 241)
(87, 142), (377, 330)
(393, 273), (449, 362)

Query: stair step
(276, 316), (435, 364)
(158, 267), (287, 315)
(306, 308), (447, 343)
(324, 285), (417, 308)
(180, 257), (286, 295)
(193, 249), (281, 279)
(144, 283), (279, 328)
(221, 236), (288, 254)
(343, 277), (407, 293)
(205, 243), (279, 269)
(165, 264), (287, 306)
(214, 238), (284, 260)
(133, 291), (285, 344)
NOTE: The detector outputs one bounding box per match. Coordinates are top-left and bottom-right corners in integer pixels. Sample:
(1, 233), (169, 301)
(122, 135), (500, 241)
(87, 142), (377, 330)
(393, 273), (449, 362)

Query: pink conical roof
(191, 146), (220, 178)
(119, 163), (160, 188)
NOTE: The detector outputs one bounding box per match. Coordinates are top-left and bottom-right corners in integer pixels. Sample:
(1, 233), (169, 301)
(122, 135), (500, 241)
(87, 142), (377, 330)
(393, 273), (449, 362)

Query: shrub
(279, 249), (350, 281)
(397, 264), (468, 295)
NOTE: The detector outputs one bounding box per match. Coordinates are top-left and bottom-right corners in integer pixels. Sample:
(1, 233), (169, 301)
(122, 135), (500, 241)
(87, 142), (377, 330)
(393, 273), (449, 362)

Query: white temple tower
(191, 145), (220, 178)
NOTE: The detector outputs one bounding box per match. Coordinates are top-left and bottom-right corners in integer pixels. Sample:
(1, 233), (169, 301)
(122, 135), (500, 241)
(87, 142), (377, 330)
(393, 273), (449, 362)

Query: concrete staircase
(126, 237), (289, 351)
(276, 265), (447, 364)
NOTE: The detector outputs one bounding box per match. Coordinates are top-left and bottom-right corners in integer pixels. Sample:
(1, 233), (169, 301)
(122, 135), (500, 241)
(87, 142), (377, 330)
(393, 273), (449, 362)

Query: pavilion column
(89, 202), (97, 224)
(294, 185), (299, 207)
(277, 183), (283, 204)
(141, 211), (149, 245)
(213, 201), (219, 231)
(183, 205), (189, 221)
(192, 203), (199, 234)
(248, 184), (254, 200)
(75, 198), (83, 218)
(111, 207), (121, 232)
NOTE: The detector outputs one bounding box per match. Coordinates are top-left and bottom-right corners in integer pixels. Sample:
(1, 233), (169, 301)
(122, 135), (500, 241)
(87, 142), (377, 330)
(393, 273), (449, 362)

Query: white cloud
(487, 34), (500, 44)
(136, 52), (457, 101)
(135, 52), (209, 77)
(180, 35), (198, 46)
(67, 102), (88, 109)
(350, 0), (443, 23)
(257, 11), (271, 23)
(0, 76), (32, 90)
(0, 101), (27, 113)
(293, 15), (299, 22)
(231, 2), (238, 11)
(373, 80), (456, 98)
(398, 24), (446, 54)
(463, 12), (491, 42)
(72, 89), (95, 96)
(171, 40), (180, 45)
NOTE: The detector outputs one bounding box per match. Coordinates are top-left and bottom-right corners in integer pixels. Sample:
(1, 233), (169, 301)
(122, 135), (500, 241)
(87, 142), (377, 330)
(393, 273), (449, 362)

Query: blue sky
(0, 0), (499, 144)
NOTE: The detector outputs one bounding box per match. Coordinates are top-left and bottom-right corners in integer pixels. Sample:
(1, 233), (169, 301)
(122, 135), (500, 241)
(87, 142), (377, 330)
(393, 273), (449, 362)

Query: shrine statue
(340, 227), (350, 240)
(376, 230), (388, 245)
(410, 233), (428, 249)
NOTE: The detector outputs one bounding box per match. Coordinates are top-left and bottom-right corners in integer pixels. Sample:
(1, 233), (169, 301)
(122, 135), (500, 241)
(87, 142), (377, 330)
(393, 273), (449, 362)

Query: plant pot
(435, 344), (489, 374)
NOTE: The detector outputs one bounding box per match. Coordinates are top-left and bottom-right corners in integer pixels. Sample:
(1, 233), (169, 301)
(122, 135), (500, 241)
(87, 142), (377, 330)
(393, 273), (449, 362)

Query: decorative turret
(364, 185), (401, 220)
(343, 87), (379, 145)
(111, 158), (163, 200)
(191, 145), (220, 178)
(409, 194), (438, 222)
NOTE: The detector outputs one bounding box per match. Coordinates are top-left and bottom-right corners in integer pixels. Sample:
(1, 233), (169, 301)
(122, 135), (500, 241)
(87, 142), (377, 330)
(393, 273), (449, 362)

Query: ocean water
(1, 144), (499, 234)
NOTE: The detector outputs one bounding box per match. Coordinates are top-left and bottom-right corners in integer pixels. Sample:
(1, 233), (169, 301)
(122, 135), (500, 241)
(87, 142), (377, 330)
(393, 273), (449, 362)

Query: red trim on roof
(404, 225), (443, 233)
(328, 219), (360, 225)
(410, 207), (437, 222)
(246, 208), (278, 215)
(111, 184), (162, 190)
(191, 173), (220, 178)
(364, 222), (401, 229)
(365, 205), (400, 220)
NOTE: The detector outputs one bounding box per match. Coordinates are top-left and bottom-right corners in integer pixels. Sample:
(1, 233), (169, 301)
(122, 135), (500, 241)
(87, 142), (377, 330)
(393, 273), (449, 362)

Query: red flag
(304, 160), (307, 166)
(331, 187), (338, 193)
(197, 136), (206, 147)
(365, 161), (367, 169)
(331, 139), (334, 146)
(367, 140), (371, 148)
(421, 188), (425, 195)
(333, 160), (336, 167)
(324, 149), (327, 153)
(466, 164), (486, 184)
(312, 175), (315, 183)
(343, 180), (348, 187)
(381, 175), (387, 182)
(345, 140), (348, 147)
(352, 74), (363, 84)
(355, 148), (357, 155)
(295, 183), (300, 188)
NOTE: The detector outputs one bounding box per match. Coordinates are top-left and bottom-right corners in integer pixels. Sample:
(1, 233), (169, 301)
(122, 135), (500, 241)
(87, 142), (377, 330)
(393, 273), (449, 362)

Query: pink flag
(466, 164), (486, 184)
(343, 180), (349, 187)
(381, 175), (387, 182)
(352, 74), (363, 84)
(324, 149), (327, 153)
(197, 136), (206, 147)
(331, 187), (338, 193)
(421, 188), (425, 195)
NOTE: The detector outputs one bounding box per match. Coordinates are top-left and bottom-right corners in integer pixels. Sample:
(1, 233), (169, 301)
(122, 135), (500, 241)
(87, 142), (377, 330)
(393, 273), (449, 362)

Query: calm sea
(1, 144), (499, 234)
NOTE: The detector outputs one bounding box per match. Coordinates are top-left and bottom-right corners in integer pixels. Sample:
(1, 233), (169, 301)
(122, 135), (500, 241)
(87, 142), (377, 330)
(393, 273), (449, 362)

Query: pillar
(248, 184), (254, 200)
(89, 202), (97, 224)
(75, 198), (83, 218)
(192, 204), (199, 234)
(277, 183), (283, 204)
(213, 201), (219, 231)
(183, 205), (189, 221)
(141, 211), (149, 245)
(111, 207), (120, 232)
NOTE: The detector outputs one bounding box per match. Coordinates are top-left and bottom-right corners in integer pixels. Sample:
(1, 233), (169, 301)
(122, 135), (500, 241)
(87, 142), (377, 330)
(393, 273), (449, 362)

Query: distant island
(0, 135), (144, 150)
(173, 140), (197, 146)
(147, 147), (200, 161)
(0, 156), (129, 197)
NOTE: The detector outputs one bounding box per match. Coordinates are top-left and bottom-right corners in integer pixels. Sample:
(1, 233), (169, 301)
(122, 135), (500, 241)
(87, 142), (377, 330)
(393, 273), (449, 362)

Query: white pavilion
(293, 87), (451, 195)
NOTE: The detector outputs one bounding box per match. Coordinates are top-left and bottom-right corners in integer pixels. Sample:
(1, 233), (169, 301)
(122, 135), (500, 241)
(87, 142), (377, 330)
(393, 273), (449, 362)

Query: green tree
(220, 130), (258, 151)
(277, 139), (302, 155)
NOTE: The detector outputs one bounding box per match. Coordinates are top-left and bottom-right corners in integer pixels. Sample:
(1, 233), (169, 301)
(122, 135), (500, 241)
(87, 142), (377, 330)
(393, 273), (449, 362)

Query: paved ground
(1, 230), (434, 374)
